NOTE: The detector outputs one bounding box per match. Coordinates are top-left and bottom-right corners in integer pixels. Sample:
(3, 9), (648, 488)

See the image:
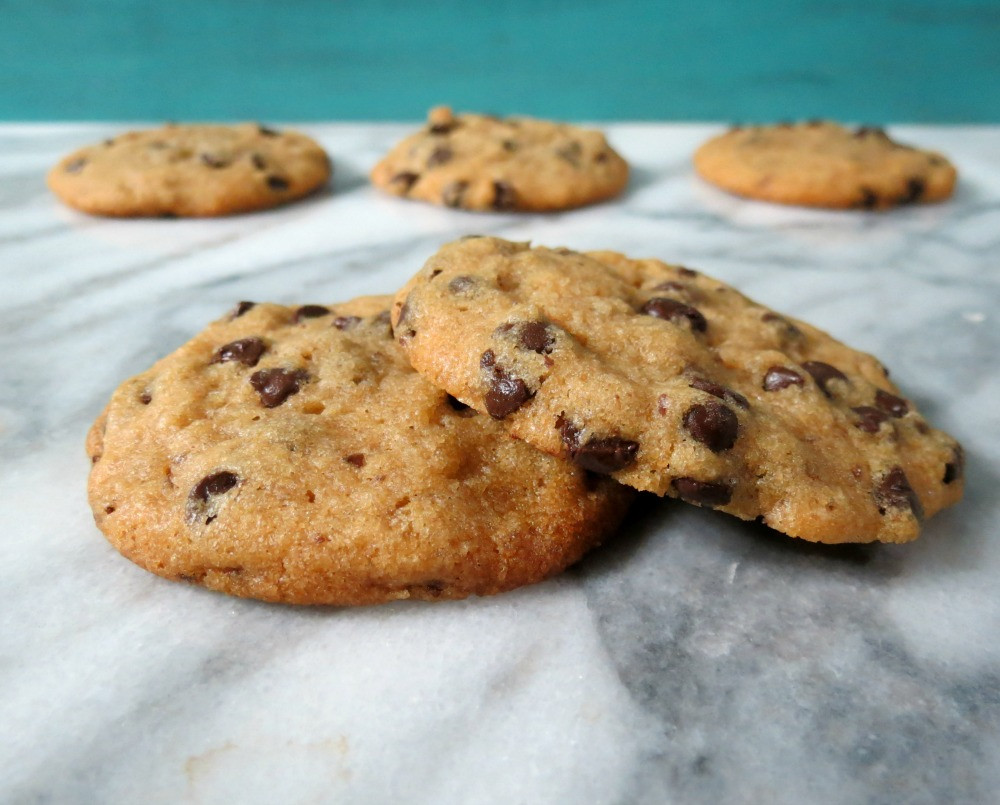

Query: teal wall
(2, 0), (998, 121)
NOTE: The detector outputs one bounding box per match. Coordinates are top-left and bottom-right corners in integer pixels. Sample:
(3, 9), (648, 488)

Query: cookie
(370, 106), (628, 212)
(86, 296), (632, 605)
(391, 237), (964, 544)
(693, 121), (956, 209)
(49, 123), (331, 217)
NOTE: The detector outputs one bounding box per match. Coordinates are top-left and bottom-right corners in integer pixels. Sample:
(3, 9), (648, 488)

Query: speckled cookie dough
(693, 121), (956, 209)
(48, 123), (331, 217)
(86, 296), (632, 605)
(392, 237), (964, 544)
(370, 106), (629, 212)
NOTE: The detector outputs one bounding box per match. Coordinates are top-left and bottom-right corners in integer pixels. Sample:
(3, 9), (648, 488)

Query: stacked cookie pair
(88, 236), (965, 606)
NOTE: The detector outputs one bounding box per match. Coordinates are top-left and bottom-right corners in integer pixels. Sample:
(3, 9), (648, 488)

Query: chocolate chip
(858, 187), (879, 209)
(517, 321), (555, 354)
(429, 120), (458, 135)
(267, 175), (290, 191)
(442, 180), (468, 208)
(445, 394), (477, 417)
(672, 477), (732, 507)
(556, 142), (582, 167)
(683, 402), (739, 452)
(212, 337), (266, 367)
(139, 391), (152, 405)
(556, 412), (582, 450)
(641, 298), (707, 332)
(761, 312), (803, 338)
(481, 349), (531, 419)
(258, 124), (280, 137)
(344, 453), (366, 468)
(294, 304), (330, 322)
(191, 471), (239, 502)
(333, 315), (361, 330)
(448, 275), (476, 294)
(251, 153), (267, 170)
(854, 126), (888, 139)
(802, 361), (848, 397)
(852, 406), (889, 433)
(395, 300), (416, 344)
(901, 177), (925, 204)
(594, 151), (609, 163)
(391, 171), (419, 193)
(874, 389), (908, 417)
(688, 377), (749, 409)
(502, 139), (518, 152)
(230, 301), (256, 319)
(875, 467), (923, 517)
(492, 181), (517, 211)
(200, 153), (230, 168)
(249, 368), (307, 407)
(571, 437), (639, 474)
(427, 146), (453, 167)
(429, 268), (443, 279)
(677, 267), (699, 278)
(65, 157), (87, 174)
(943, 445), (964, 484)
(763, 366), (804, 391)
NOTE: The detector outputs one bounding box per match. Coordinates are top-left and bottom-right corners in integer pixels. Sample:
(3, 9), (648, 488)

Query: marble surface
(1, 123), (998, 804)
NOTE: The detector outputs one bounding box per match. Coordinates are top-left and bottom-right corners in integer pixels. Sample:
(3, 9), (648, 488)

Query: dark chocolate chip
(517, 321), (555, 354)
(230, 301), (256, 319)
(761, 312), (803, 338)
(391, 171), (420, 193)
(294, 304), (330, 322)
(556, 142), (582, 167)
(427, 146), (453, 167)
(672, 477), (732, 507)
(395, 300), (416, 344)
(333, 315), (361, 330)
(445, 394), (477, 417)
(492, 181), (517, 211)
(641, 298), (707, 332)
(428, 120), (458, 135)
(429, 268), (443, 279)
(858, 187), (879, 209)
(763, 366), (804, 391)
(212, 337), (266, 367)
(556, 412), (582, 451)
(139, 391), (152, 405)
(249, 368), (307, 408)
(874, 389), (908, 417)
(875, 467), (923, 518)
(448, 275), (476, 294)
(65, 157), (87, 174)
(802, 361), (848, 397)
(251, 153), (267, 170)
(266, 175), (290, 191)
(943, 445), (964, 484)
(594, 151), (609, 163)
(200, 153), (230, 168)
(852, 406), (889, 433)
(901, 177), (925, 204)
(571, 437), (639, 474)
(502, 139), (518, 152)
(344, 453), (366, 468)
(258, 124), (280, 137)
(688, 377), (749, 409)
(191, 471), (240, 503)
(677, 267), (699, 278)
(481, 349), (531, 419)
(442, 180), (468, 208)
(683, 402), (739, 452)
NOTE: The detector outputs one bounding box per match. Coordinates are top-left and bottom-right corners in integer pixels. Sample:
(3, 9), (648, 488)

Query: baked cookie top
(86, 296), (631, 605)
(48, 123), (331, 217)
(693, 121), (956, 209)
(391, 237), (964, 544)
(370, 106), (629, 212)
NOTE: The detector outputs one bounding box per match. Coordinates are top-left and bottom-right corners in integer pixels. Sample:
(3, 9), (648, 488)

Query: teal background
(2, 0), (999, 121)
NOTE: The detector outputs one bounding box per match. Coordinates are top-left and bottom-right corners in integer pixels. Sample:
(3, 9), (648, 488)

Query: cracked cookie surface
(693, 121), (956, 209)
(87, 296), (632, 605)
(49, 123), (331, 217)
(370, 106), (628, 212)
(392, 237), (964, 544)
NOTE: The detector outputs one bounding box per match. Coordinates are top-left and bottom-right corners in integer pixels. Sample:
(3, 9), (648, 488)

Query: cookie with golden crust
(49, 123), (331, 217)
(370, 106), (629, 211)
(693, 121), (956, 209)
(391, 237), (964, 544)
(86, 296), (632, 605)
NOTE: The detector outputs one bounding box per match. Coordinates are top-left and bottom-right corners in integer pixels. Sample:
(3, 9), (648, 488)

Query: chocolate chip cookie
(86, 296), (632, 605)
(370, 106), (629, 211)
(693, 121), (956, 209)
(49, 123), (331, 217)
(391, 237), (964, 544)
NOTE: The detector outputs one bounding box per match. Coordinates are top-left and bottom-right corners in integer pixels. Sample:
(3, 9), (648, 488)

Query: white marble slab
(1, 123), (998, 804)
